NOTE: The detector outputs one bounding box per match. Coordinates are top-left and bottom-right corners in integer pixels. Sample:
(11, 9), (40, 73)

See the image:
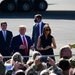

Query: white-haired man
(10, 25), (34, 62)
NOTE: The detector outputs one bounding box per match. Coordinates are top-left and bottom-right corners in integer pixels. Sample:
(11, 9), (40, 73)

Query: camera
(40, 56), (48, 62)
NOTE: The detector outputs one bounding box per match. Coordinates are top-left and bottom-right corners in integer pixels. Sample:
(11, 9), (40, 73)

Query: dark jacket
(0, 30), (13, 56)
(32, 22), (45, 49)
(10, 34), (33, 56)
(0, 62), (6, 75)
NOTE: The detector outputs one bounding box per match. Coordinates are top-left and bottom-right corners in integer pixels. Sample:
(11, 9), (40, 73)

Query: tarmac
(0, 0), (75, 61)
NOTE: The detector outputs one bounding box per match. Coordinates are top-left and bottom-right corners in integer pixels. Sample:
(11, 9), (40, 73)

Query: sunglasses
(45, 29), (50, 31)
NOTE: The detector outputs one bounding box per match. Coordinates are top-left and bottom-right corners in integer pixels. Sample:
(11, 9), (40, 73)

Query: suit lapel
(1, 31), (4, 38)
(19, 35), (23, 44)
(34, 24), (38, 35)
(41, 22), (44, 34)
(1, 31), (6, 42)
(4, 30), (7, 42)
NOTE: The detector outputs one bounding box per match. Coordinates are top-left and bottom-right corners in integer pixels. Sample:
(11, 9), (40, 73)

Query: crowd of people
(0, 47), (75, 75)
(0, 14), (75, 75)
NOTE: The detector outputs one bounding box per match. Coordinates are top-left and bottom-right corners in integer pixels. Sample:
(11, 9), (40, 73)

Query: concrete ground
(0, 0), (75, 61)
(46, 0), (75, 11)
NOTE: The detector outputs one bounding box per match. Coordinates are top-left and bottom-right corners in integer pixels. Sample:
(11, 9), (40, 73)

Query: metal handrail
(3, 54), (75, 58)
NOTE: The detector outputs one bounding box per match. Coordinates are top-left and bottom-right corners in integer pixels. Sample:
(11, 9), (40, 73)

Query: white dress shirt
(20, 34), (28, 50)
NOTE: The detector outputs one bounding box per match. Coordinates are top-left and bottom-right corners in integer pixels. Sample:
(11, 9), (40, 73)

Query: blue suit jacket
(0, 30), (13, 56)
(10, 35), (33, 56)
(32, 22), (45, 49)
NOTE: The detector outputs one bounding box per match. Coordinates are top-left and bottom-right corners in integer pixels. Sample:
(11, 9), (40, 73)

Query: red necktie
(23, 36), (28, 56)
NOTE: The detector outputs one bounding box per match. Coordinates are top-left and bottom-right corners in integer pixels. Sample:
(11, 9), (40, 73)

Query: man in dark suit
(32, 14), (46, 50)
(10, 25), (34, 62)
(0, 21), (13, 56)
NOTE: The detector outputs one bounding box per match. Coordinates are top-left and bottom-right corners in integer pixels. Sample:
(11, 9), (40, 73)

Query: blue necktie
(37, 24), (39, 36)
(3, 31), (6, 41)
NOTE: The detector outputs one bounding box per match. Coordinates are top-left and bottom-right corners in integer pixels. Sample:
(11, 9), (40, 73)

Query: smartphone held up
(40, 57), (49, 62)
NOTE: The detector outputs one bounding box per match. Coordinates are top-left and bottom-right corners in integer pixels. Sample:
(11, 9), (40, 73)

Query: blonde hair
(11, 52), (24, 64)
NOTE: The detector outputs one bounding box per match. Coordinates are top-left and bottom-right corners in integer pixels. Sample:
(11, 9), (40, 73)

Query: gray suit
(32, 22), (45, 50)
